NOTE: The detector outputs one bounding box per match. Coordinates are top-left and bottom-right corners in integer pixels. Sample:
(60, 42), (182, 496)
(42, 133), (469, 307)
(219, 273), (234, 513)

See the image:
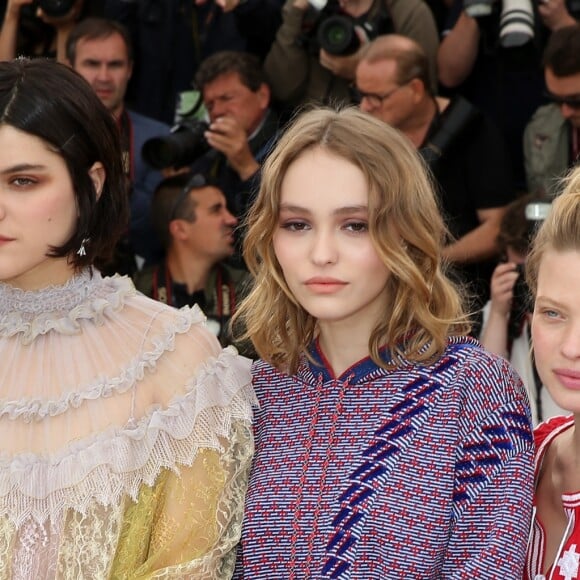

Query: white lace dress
(0, 270), (255, 579)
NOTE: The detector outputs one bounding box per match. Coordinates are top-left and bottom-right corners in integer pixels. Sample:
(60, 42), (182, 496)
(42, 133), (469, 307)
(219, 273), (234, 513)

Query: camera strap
(118, 109), (135, 183)
(151, 262), (236, 334)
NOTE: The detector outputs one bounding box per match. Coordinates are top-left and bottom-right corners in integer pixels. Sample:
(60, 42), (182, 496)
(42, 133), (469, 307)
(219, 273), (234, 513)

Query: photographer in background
(66, 17), (170, 267)
(144, 51), (279, 254)
(264, 0), (438, 117)
(0, 0), (99, 61)
(191, 52), (280, 267)
(438, 0), (580, 189)
(524, 24), (580, 198)
(134, 172), (253, 355)
(480, 194), (564, 425)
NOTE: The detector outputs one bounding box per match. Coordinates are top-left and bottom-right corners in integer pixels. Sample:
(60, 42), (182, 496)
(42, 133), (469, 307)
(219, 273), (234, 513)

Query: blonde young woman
(0, 58), (254, 578)
(524, 168), (580, 580)
(233, 107), (534, 578)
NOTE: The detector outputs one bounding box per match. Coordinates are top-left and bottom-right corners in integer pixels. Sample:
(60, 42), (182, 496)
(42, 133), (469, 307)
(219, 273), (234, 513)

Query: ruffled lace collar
(0, 269), (135, 344)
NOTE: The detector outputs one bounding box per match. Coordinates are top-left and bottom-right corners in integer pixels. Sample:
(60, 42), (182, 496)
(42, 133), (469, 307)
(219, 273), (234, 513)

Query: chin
(546, 387), (580, 416)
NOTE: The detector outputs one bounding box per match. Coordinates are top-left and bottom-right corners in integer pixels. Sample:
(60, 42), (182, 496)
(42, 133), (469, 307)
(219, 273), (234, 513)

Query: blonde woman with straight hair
(233, 107), (534, 578)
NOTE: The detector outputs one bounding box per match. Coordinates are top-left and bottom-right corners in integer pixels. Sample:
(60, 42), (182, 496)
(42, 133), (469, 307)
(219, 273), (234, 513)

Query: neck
(317, 312), (384, 377)
(166, 248), (212, 295)
(551, 417), (580, 493)
(112, 105), (124, 122)
(401, 96), (442, 149)
(569, 416), (580, 460)
(2, 258), (77, 291)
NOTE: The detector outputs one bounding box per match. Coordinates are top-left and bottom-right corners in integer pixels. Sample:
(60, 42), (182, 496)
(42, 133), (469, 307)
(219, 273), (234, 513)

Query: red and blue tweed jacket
(236, 336), (534, 578)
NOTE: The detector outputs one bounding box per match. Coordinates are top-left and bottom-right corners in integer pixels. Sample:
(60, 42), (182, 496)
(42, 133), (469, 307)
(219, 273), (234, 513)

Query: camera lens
(39, 0), (76, 17)
(317, 16), (360, 56)
(142, 121), (210, 169)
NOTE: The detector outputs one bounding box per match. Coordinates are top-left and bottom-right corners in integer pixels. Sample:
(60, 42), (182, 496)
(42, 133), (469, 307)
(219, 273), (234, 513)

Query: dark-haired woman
(0, 58), (254, 578)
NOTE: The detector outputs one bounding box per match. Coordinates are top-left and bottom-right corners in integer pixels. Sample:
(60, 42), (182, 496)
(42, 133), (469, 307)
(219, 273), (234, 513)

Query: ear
(88, 162), (106, 200)
(409, 78), (426, 103)
(257, 82), (270, 110)
(169, 219), (190, 242)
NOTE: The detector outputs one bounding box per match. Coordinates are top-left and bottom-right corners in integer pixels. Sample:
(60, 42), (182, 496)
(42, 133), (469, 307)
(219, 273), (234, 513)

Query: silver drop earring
(77, 238), (89, 257)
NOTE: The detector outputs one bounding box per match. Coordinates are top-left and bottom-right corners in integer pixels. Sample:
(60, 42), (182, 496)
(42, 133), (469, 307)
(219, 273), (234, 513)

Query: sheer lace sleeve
(111, 421), (253, 579)
(0, 271), (256, 579)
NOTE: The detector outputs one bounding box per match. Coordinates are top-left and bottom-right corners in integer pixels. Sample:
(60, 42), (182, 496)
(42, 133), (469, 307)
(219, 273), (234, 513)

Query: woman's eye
(344, 221), (368, 233)
(542, 309), (560, 319)
(281, 221), (309, 232)
(11, 177), (36, 187)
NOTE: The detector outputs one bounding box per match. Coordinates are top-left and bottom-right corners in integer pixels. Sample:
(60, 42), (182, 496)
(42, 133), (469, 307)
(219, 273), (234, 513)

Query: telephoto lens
(499, 0), (534, 47)
(317, 16), (360, 56)
(142, 121), (211, 169)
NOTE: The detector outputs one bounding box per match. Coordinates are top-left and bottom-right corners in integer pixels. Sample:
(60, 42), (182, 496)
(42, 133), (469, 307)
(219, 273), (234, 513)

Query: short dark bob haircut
(0, 58), (128, 270)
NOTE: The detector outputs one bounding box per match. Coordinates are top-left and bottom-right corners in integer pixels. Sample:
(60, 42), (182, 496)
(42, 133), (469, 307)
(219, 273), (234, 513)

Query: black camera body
(32, 0), (77, 18)
(141, 120), (210, 170)
(299, 0), (392, 57)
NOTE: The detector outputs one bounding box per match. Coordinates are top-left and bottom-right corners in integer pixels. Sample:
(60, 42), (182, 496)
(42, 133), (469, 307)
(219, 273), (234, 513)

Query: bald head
(360, 34), (432, 95)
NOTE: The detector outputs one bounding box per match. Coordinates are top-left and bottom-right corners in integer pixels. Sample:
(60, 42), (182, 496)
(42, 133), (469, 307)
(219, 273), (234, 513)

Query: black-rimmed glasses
(350, 83), (407, 108)
(544, 90), (580, 110)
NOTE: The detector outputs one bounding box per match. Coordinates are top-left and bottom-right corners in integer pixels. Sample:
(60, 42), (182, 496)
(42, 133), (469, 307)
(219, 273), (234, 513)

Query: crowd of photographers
(1, 0), (580, 423)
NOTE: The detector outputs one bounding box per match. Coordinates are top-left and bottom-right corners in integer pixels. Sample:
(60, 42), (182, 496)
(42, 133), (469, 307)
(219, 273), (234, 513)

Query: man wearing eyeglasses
(524, 24), (580, 198)
(355, 34), (516, 333)
(134, 172), (253, 355)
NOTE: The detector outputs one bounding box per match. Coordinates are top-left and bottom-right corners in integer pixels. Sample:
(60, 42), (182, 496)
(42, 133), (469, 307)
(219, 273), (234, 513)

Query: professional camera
(499, 0), (534, 48)
(318, 16), (362, 56)
(506, 200), (551, 341)
(299, 0), (392, 57)
(420, 96), (481, 171)
(32, 0), (77, 18)
(463, 0), (535, 48)
(142, 120), (210, 170)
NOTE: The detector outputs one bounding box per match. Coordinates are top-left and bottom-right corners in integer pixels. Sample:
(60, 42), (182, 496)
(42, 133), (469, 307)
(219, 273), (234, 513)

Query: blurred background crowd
(1, 0), (579, 423)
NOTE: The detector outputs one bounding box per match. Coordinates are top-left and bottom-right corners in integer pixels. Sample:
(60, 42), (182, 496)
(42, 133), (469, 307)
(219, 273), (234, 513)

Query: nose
(359, 96), (373, 113)
(210, 102), (227, 122)
(310, 228), (338, 266)
(95, 64), (110, 82)
(560, 102), (576, 120)
(224, 209), (238, 227)
(561, 322), (580, 360)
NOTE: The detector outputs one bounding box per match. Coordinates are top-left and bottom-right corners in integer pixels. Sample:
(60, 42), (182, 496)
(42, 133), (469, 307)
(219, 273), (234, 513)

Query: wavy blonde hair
(526, 166), (580, 297)
(234, 107), (469, 373)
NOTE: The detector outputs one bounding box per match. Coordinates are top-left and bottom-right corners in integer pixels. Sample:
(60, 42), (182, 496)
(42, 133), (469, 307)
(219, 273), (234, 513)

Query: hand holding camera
(142, 115), (259, 181)
(5, 0), (34, 19)
(538, 0), (577, 31)
(489, 261), (521, 318)
(319, 25), (368, 80)
(463, 0), (535, 47)
(204, 116), (260, 180)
